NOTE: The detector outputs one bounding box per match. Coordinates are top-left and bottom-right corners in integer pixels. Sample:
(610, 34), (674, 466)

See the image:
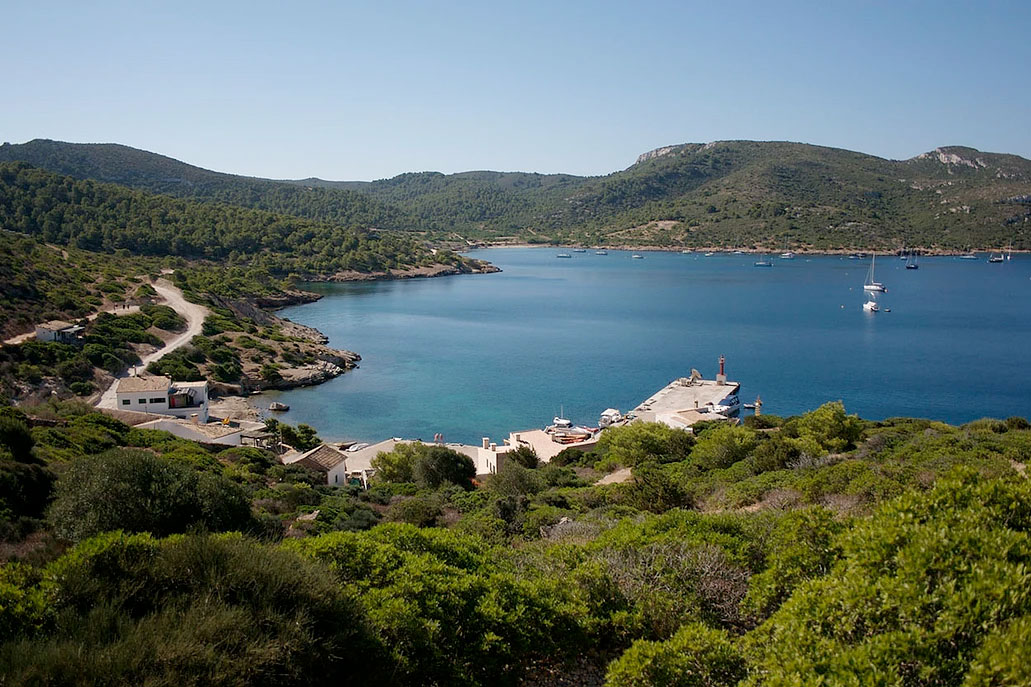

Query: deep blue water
(265, 249), (1031, 444)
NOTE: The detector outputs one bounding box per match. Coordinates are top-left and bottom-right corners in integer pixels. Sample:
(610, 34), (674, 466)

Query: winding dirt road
(95, 279), (209, 409)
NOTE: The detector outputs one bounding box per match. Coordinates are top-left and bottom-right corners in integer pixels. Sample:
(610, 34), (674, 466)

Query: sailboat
(754, 254), (773, 267)
(905, 251), (919, 269)
(988, 251), (1004, 263)
(863, 255), (887, 292)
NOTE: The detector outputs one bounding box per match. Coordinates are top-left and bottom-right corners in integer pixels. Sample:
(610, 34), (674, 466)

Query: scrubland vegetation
(2, 400), (1030, 685)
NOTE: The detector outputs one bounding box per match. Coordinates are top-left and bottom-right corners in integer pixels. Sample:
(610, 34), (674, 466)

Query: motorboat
(595, 250), (608, 255)
(573, 248), (587, 253)
(268, 401), (289, 411)
(556, 253), (572, 259)
(632, 254), (644, 259)
(959, 254), (978, 260)
(780, 251), (796, 259)
(863, 298), (879, 313)
(598, 408), (623, 428)
(988, 252), (1004, 263)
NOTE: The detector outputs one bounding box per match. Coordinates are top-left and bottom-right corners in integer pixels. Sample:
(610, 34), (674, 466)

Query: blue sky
(4, 1), (1029, 180)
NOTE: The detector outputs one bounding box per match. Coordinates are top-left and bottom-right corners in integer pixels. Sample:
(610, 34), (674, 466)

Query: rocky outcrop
(264, 360), (349, 390)
(252, 290), (322, 310)
(635, 145), (679, 165)
(318, 260), (501, 283)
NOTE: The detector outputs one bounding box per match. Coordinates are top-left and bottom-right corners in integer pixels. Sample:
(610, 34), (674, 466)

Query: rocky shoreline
(305, 259), (501, 284)
(205, 261), (502, 413)
(472, 241), (1023, 256)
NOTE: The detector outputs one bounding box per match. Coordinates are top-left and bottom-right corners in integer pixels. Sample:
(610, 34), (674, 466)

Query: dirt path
(95, 280), (209, 409)
(596, 467), (633, 485)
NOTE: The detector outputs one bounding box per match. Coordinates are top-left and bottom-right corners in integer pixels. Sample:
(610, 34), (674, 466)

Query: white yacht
(863, 255), (887, 292)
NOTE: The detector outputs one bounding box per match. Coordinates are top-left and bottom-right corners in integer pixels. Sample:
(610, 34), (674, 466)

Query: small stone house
(293, 444), (350, 486)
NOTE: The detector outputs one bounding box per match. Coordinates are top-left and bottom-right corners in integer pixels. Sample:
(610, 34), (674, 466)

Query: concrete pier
(631, 377), (740, 430)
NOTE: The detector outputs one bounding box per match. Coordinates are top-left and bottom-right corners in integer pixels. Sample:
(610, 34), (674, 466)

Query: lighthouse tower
(716, 354), (727, 386)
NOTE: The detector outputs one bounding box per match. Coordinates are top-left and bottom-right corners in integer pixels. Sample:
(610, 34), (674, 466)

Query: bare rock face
(635, 145), (678, 165)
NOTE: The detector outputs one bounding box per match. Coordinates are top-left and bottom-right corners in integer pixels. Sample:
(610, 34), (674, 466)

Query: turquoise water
(266, 249), (1031, 444)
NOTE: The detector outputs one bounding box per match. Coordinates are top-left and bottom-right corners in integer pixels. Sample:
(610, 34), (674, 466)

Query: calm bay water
(266, 249), (1031, 444)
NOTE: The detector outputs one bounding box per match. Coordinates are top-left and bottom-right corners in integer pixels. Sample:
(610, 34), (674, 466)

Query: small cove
(266, 248), (1031, 444)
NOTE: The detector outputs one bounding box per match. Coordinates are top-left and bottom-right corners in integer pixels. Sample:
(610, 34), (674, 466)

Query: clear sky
(4, 0), (1030, 180)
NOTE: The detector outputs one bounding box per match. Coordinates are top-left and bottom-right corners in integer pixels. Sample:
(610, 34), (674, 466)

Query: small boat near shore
(269, 401), (290, 411)
(595, 250), (608, 255)
(632, 254), (644, 259)
(573, 248), (587, 253)
(556, 253), (572, 259)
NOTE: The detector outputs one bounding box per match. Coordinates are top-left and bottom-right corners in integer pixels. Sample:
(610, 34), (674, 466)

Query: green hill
(3, 138), (1030, 250)
(0, 162), (470, 280)
(0, 139), (417, 230)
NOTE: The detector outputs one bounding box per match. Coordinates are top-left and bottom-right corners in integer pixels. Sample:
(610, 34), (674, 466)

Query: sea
(264, 248), (1031, 444)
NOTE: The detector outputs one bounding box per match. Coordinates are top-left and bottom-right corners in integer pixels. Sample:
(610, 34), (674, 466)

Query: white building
(292, 444), (351, 486)
(35, 320), (85, 343)
(115, 375), (209, 423)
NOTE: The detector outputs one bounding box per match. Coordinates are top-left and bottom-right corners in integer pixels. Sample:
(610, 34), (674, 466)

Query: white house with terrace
(115, 375), (210, 423)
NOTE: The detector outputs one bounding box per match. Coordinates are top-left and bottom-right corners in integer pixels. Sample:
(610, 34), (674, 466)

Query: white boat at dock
(598, 408), (624, 427)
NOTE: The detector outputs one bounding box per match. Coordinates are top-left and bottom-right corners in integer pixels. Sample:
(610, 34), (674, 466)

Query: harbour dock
(631, 377), (740, 429)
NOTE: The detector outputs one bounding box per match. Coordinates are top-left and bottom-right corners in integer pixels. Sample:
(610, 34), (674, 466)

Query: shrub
(48, 448), (254, 541)
(606, 622), (746, 687)
(412, 445), (476, 489)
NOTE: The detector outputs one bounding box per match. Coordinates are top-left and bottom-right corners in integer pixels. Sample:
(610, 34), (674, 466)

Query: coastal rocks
(252, 290), (322, 309)
(323, 260), (500, 282)
(317, 349), (361, 369)
(267, 360), (347, 389)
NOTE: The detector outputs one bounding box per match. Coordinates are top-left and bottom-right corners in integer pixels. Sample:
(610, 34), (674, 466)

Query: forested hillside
(4, 138), (1030, 250)
(0, 139), (417, 230)
(0, 162), (468, 276)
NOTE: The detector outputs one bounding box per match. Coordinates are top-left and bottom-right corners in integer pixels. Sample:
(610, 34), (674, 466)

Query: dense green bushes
(48, 448), (255, 541)
(2, 401), (1031, 685)
(1, 532), (379, 685)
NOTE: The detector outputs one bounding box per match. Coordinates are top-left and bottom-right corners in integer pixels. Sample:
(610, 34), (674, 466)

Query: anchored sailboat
(863, 255), (887, 292)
